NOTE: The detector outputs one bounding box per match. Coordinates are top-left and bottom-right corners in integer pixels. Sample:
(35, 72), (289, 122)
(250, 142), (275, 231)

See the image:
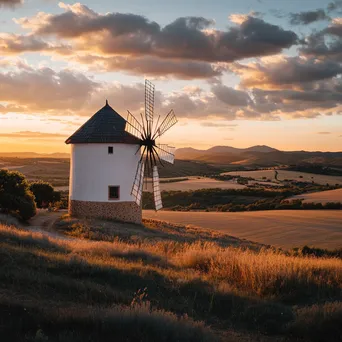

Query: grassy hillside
(1, 215), (342, 341)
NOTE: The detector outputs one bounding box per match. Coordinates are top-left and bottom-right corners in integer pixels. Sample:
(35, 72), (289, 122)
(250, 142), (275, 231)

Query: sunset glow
(1, 0), (342, 153)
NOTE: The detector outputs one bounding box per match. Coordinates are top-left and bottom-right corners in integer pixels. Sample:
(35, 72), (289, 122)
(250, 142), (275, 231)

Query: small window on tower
(108, 186), (120, 200)
(108, 146), (113, 154)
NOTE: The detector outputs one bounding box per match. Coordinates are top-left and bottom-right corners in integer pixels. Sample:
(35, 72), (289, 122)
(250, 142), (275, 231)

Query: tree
(30, 181), (61, 208)
(0, 169), (36, 220)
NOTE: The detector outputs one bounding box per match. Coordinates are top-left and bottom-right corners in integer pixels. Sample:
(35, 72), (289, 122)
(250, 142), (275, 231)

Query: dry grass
(1, 216), (342, 341)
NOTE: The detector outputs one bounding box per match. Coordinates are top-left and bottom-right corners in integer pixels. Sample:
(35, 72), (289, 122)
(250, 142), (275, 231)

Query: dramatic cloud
(1, 63), (341, 121)
(249, 79), (342, 118)
(233, 56), (342, 89)
(73, 55), (225, 79)
(0, 67), (98, 114)
(289, 9), (330, 25)
(0, 0), (22, 8)
(211, 84), (252, 106)
(0, 3), (300, 79)
(16, 3), (298, 63)
(0, 34), (71, 55)
(0, 3), (341, 121)
(300, 19), (342, 61)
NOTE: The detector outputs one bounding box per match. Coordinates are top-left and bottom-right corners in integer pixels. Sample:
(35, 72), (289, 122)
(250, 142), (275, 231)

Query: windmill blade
(125, 111), (144, 139)
(152, 166), (163, 211)
(153, 110), (177, 139)
(155, 144), (176, 165)
(131, 160), (145, 206)
(145, 80), (155, 132)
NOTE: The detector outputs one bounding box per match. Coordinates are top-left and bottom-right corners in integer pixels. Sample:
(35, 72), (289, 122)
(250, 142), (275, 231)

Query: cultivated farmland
(143, 210), (342, 249)
(291, 188), (342, 204)
(225, 169), (342, 185)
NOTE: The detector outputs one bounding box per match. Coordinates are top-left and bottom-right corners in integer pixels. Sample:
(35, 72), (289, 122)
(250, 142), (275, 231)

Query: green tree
(0, 169), (36, 220)
(30, 181), (61, 208)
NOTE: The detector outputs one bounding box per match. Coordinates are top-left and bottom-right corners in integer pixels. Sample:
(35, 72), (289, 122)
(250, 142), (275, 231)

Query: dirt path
(143, 210), (342, 249)
(27, 209), (68, 240)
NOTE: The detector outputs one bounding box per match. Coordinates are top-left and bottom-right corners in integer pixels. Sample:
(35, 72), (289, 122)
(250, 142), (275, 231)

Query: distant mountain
(207, 145), (278, 154)
(0, 152), (70, 158)
(175, 146), (342, 167)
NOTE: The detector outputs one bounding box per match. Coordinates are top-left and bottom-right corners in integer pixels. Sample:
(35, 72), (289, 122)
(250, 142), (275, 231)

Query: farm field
(0, 158), (70, 186)
(291, 188), (342, 204)
(145, 176), (245, 191)
(143, 210), (342, 249)
(225, 169), (342, 185)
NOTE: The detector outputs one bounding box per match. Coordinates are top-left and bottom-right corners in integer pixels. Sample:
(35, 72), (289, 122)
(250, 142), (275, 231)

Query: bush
(0, 169), (36, 220)
(30, 181), (60, 208)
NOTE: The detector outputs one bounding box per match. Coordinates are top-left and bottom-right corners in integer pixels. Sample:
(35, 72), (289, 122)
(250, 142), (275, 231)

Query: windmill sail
(131, 160), (145, 206)
(153, 110), (177, 139)
(127, 79), (177, 211)
(145, 80), (155, 133)
(155, 144), (176, 164)
(125, 111), (144, 139)
(152, 166), (162, 210)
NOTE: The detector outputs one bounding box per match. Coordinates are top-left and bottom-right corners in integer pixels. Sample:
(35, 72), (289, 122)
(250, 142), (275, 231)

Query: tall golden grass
(1, 216), (342, 341)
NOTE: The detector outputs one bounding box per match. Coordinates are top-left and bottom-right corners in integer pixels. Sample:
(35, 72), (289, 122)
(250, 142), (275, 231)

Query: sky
(0, 0), (342, 153)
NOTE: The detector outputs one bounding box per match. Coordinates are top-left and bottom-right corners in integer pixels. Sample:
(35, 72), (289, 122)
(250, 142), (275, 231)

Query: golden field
(143, 210), (342, 249)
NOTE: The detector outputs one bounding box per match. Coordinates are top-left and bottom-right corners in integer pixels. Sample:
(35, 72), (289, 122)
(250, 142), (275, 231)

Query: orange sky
(1, 0), (342, 153)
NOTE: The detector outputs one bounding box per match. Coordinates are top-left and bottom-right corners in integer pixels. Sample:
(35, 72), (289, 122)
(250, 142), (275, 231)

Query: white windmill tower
(65, 80), (177, 223)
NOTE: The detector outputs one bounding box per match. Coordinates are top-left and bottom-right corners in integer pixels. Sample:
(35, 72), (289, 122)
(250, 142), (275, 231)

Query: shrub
(30, 181), (61, 208)
(0, 169), (36, 220)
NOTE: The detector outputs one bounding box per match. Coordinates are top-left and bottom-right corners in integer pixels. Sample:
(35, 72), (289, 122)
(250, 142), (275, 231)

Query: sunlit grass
(1, 216), (342, 341)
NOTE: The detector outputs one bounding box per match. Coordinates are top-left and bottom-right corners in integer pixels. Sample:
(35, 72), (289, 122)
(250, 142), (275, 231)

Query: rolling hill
(175, 146), (342, 167)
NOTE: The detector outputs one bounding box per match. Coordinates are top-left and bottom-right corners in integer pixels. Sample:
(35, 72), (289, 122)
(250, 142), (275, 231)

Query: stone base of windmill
(69, 200), (142, 224)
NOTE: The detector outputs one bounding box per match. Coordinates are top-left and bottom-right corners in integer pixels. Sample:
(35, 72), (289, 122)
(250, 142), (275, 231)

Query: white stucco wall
(69, 143), (140, 202)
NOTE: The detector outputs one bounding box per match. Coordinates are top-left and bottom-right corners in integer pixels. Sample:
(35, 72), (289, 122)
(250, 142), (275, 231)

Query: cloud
(317, 131), (331, 134)
(0, 3), (300, 80)
(0, 131), (66, 138)
(300, 20), (342, 61)
(73, 55), (225, 79)
(289, 9), (330, 25)
(0, 61), (341, 122)
(200, 122), (238, 128)
(16, 3), (298, 63)
(0, 33), (72, 55)
(249, 80), (342, 118)
(328, 1), (342, 12)
(0, 67), (99, 114)
(0, 0), (22, 8)
(233, 56), (342, 89)
(211, 84), (252, 106)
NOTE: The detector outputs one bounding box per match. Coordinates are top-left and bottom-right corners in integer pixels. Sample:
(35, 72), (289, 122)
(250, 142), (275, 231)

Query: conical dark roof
(65, 101), (141, 144)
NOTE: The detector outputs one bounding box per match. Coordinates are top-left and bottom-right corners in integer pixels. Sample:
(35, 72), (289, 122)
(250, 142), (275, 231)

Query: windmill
(125, 80), (177, 210)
